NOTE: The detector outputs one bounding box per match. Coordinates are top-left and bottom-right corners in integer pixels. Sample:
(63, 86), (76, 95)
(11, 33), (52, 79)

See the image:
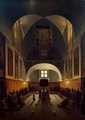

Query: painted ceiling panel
(21, 18), (66, 60)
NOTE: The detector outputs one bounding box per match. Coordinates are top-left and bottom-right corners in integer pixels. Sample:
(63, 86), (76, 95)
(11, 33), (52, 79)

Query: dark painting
(74, 46), (79, 76)
(15, 51), (19, 78)
(8, 47), (13, 76)
(20, 58), (22, 79)
(81, 33), (85, 77)
(0, 32), (5, 77)
(68, 52), (72, 78)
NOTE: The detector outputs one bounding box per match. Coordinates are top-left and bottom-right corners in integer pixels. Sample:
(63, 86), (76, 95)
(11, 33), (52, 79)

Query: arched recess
(13, 14), (74, 43)
(12, 14), (75, 62)
(13, 14), (74, 55)
(26, 63), (62, 82)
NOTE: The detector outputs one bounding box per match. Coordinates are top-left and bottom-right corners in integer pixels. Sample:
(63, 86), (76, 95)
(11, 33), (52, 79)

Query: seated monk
(58, 98), (69, 108)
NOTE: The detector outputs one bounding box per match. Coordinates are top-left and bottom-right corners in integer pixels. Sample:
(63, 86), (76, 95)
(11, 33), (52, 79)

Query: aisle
(1, 94), (85, 120)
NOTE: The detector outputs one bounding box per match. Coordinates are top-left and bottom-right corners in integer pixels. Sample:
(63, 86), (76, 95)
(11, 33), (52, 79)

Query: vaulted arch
(26, 63), (62, 82)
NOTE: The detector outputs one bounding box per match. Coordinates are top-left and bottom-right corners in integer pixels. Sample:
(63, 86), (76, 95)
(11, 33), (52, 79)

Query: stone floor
(1, 94), (85, 120)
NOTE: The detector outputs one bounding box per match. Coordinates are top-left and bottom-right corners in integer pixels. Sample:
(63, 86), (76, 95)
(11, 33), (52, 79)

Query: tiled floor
(1, 94), (85, 120)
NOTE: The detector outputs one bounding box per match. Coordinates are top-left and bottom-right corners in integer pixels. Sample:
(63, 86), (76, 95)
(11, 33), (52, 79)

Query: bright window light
(41, 74), (44, 77)
(45, 70), (47, 73)
(45, 74), (47, 77)
(41, 71), (44, 73)
(40, 70), (48, 77)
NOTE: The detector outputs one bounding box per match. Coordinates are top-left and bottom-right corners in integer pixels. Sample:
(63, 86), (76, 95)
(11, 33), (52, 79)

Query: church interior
(0, 0), (85, 120)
